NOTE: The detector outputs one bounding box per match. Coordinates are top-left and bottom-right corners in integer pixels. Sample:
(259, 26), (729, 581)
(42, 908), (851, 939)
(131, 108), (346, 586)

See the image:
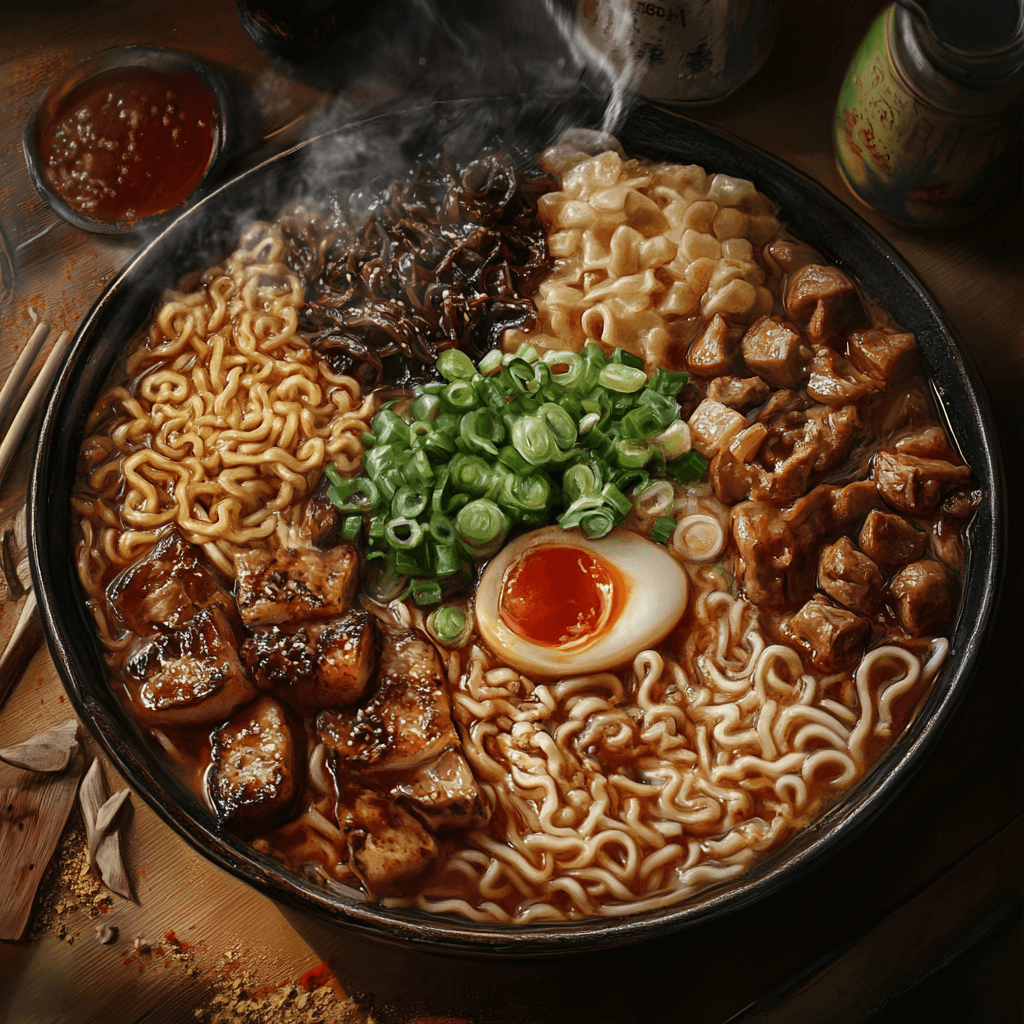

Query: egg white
(475, 525), (689, 678)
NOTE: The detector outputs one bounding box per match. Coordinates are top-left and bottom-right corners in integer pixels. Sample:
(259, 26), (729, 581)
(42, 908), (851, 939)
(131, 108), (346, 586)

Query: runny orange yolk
(498, 545), (624, 648)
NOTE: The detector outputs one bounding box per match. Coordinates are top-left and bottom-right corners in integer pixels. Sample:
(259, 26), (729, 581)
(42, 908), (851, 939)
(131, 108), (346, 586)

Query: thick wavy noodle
(396, 565), (946, 922)
(72, 223), (369, 622)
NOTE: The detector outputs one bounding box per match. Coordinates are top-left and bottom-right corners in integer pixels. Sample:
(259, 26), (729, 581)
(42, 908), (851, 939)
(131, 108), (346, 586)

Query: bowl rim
(28, 99), (1007, 959)
(22, 43), (235, 236)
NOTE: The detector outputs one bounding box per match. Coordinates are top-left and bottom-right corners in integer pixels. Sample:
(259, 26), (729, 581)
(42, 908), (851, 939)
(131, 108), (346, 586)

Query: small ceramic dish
(23, 45), (234, 236)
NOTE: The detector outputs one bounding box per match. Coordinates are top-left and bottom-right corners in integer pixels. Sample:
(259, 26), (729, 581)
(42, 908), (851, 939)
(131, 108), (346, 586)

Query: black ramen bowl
(29, 101), (1006, 958)
(24, 45), (235, 236)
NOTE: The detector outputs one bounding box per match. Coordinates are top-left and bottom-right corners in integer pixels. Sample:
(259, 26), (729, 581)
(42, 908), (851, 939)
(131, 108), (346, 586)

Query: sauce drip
(38, 66), (218, 224)
(499, 545), (623, 647)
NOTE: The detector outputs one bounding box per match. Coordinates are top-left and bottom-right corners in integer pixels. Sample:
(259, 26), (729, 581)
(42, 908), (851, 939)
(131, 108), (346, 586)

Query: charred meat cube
(894, 425), (956, 460)
(207, 696), (303, 833)
(784, 264), (862, 342)
(873, 449), (971, 516)
(391, 747), (488, 832)
(858, 510), (927, 570)
(741, 316), (812, 390)
(847, 328), (918, 384)
(108, 529), (233, 637)
(889, 559), (954, 637)
(687, 314), (742, 377)
(235, 545), (358, 627)
(339, 787), (439, 898)
(242, 610), (379, 711)
(123, 607), (256, 726)
(818, 537), (883, 616)
(706, 374), (770, 414)
(318, 629), (459, 773)
(301, 476), (343, 549)
(781, 596), (872, 672)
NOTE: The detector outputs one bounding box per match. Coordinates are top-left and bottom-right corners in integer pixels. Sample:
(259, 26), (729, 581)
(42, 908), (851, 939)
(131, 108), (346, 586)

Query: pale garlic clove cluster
(505, 150), (780, 371)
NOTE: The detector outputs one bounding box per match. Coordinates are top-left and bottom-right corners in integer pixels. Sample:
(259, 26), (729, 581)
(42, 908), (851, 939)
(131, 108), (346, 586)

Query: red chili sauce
(38, 66), (218, 225)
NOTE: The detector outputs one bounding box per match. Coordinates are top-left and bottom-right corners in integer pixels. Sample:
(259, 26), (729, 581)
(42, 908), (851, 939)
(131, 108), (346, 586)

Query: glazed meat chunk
(108, 530), (233, 637)
(122, 606), (256, 726)
(784, 264), (862, 342)
(242, 610), (379, 712)
(391, 747), (489, 831)
(806, 346), (879, 405)
(781, 596), (872, 672)
(847, 328), (918, 384)
(687, 314), (742, 377)
(741, 316), (811, 389)
(706, 374), (771, 413)
(318, 629), (461, 772)
(818, 537), (883, 616)
(873, 449), (971, 515)
(339, 788), (439, 898)
(889, 559), (954, 637)
(858, 509), (926, 570)
(235, 545), (358, 626)
(732, 481), (879, 610)
(208, 696), (303, 833)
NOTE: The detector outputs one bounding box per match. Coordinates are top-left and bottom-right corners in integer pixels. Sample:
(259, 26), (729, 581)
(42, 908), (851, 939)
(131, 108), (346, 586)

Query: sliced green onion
(649, 367), (690, 397)
(392, 485), (429, 520)
(666, 449), (709, 483)
(428, 512), (457, 545)
(477, 349), (503, 375)
(635, 481), (675, 519)
(437, 349), (477, 381)
(386, 517), (425, 550)
(412, 578), (443, 606)
(340, 515), (363, 542)
(427, 605), (470, 646)
(434, 542), (463, 577)
(598, 363), (647, 394)
(410, 393), (441, 422)
(651, 516), (676, 544)
(652, 420), (692, 460)
(443, 380), (478, 410)
(400, 449), (435, 488)
(610, 347), (645, 369)
(460, 408), (505, 456)
(455, 498), (509, 558)
(449, 454), (493, 496)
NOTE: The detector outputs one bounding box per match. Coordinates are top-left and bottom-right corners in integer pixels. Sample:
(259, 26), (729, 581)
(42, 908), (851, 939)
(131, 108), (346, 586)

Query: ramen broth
(72, 144), (976, 922)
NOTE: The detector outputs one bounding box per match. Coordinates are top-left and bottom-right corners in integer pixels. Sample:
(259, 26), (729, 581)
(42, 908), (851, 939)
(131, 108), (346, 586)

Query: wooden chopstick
(0, 323), (50, 440)
(0, 329), (71, 488)
(0, 591), (41, 711)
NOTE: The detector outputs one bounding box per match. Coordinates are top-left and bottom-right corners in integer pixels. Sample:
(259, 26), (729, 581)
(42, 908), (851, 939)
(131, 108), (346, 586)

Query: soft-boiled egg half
(475, 525), (689, 677)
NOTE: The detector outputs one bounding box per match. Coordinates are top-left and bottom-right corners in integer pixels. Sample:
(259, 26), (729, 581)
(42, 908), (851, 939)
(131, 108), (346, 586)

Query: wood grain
(0, 748), (83, 941)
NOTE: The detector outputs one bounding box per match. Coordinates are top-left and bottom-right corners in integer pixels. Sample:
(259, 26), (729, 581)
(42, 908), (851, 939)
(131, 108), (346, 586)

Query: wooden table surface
(1, 2), (1021, 1022)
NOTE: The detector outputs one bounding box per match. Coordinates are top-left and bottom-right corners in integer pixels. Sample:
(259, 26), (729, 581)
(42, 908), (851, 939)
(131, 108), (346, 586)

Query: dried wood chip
(96, 922), (118, 944)
(78, 758), (133, 900)
(0, 748), (84, 941)
(0, 720), (78, 772)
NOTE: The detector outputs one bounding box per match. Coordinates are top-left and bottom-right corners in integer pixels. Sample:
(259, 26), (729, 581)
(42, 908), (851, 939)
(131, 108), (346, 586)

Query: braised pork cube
(818, 537), (883, 616)
(689, 399), (749, 459)
(207, 696), (302, 833)
(767, 238), (823, 274)
(732, 481), (879, 610)
(847, 328), (918, 384)
(318, 629), (459, 773)
(784, 264), (862, 342)
(858, 509), (926, 569)
(741, 316), (812, 390)
(706, 375), (771, 414)
(339, 788), (439, 898)
(108, 530), (233, 637)
(391, 747), (488, 831)
(123, 607), (256, 726)
(873, 449), (971, 515)
(242, 611), (379, 711)
(889, 559), (954, 637)
(894, 425), (957, 460)
(806, 346), (879, 406)
(687, 314), (742, 377)
(235, 545), (358, 627)
(302, 478), (343, 549)
(782, 596), (871, 672)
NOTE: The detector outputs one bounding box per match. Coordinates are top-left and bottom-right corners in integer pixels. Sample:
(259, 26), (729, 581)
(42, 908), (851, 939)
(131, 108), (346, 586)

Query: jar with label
(834, 1), (1024, 226)
(576, 0), (778, 107)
